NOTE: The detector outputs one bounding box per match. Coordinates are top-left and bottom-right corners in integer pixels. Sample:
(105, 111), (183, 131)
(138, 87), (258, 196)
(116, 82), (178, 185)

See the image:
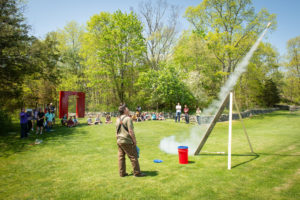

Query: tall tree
(0, 0), (33, 110)
(136, 63), (196, 111)
(282, 35), (300, 103)
(138, 0), (179, 69)
(22, 32), (61, 107)
(185, 0), (276, 80)
(56, 21), (86, 92)
(82, 10), (146, 109)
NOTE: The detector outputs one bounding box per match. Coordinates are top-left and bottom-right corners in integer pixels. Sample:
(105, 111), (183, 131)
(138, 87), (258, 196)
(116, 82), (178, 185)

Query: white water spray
(160, 26), (270, 155)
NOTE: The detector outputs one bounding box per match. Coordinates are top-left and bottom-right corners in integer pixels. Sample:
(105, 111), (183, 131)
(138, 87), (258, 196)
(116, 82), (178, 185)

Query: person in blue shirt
(151, 113), (157, 120)
(45, 109), (55, 131)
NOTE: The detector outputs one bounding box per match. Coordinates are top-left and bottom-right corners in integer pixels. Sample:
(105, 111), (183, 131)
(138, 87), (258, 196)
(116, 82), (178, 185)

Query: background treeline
(1, 0), (300, 119)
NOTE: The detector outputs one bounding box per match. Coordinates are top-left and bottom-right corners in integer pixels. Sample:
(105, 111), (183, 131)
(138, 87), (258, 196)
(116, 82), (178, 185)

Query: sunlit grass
(0, 111), (299, 199)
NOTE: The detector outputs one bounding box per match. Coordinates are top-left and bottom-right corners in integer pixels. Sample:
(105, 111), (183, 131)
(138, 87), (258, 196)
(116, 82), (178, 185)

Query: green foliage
(0, 109), (13, 135)
(282, 35), (300, 104)
(173, 31), (223, 107)
(82, 10), (147, 110)
(185, 0), (277, 75)
(136, 64), (196, 111)
(0, 0), (34, 110)
(235, 43), (281, 108)
(21, 32), (61, 107)
(260, 78), (280, 107)
(56, 21), (86, 93)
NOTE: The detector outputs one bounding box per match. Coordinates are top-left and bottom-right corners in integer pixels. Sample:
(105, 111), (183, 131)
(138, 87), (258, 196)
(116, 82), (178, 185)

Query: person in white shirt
(175, 103), (182, 123)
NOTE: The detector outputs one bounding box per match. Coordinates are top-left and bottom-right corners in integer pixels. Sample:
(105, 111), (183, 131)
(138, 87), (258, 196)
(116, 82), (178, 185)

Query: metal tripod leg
(233, 94), (254, 153)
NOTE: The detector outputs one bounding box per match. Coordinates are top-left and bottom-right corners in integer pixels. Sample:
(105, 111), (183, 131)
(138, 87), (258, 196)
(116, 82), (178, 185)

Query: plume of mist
(159, 28), (269, 155)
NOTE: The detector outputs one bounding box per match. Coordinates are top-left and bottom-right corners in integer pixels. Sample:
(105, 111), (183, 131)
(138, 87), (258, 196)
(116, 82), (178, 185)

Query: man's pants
(185, 114), (189, 124)
(175, 112), (181, 122)
(117, 143), (141, 176)
(197, 116), (201, 125)
(20, 123), (27, 138)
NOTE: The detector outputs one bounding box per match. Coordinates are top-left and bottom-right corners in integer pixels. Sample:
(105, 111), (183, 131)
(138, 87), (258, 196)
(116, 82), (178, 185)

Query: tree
(261, 78), (280, 107)
(0, 0), (34, 110)
(82, 10), (146, 109)
(136, 64), (196, 111)
(185, 0), (276, 80)
(138, 0), (179, 69)
(173, 31), (223, 107)
(282, 35), (300, 104)
(56, 21), (86, 92)
(234, 42), (281, 108)
(21, 32), (61, 107)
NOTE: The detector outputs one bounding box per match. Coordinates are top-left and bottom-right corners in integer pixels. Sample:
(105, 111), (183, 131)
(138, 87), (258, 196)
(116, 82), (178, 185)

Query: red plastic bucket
(178, 146), (188, 164)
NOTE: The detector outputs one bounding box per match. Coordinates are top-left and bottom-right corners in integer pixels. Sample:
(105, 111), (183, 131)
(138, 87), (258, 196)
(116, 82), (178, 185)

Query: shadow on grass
(198, 151), (300, 169)
(142, 170), (159, 176)
(198, 153), (260, 169)
(231, 154), (260, 169)
(0, 123), (89, 158)
(188, 161), (195, 164)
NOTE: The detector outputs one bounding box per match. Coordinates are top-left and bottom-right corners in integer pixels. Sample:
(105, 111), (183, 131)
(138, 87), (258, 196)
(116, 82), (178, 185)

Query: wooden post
(194, 94), (230, 155)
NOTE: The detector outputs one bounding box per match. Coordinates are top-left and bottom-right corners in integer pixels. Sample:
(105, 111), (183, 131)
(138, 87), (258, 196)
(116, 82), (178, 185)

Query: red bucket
(178, 146), (188, 164)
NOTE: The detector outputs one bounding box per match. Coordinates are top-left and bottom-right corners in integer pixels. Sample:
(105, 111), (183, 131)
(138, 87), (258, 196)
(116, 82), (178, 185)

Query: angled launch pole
(233, 94), (254, 153)
(194, 93), (230, 155)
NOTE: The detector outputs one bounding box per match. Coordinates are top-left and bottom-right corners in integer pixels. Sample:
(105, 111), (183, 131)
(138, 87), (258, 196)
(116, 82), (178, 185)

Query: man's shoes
(134, 173), (146, 177)
(120, 173), (129, 177)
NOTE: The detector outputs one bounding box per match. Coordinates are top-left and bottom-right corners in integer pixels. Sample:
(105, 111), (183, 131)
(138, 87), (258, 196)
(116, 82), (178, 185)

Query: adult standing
(20, 108), (28, 139)
(184, 105), (189, 124)
(116, 104), (145, 177)
(36, 108), (45, 134)
(175, 103), (181, 123)
(45, 109), (54, 132)
(26, 109), (33, 133)
(49, 103), (55, 125)
(196, 107), (202, 125)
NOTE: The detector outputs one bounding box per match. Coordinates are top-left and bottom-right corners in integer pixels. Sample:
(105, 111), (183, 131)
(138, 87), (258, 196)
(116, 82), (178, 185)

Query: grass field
(0, 110), (299, 199)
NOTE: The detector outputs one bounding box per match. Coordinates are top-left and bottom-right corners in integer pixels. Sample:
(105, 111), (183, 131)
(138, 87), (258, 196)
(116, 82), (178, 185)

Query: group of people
(175, 103), (202, 125)
(87, 114), (112, 125)
(132, 111), (165, 122)
(61, 114), (79, 127)
(19, 103), (56, 138)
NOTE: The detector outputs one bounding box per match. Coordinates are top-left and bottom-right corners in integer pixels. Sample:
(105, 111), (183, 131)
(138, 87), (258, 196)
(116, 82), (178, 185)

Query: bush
(0, 109), (13, 135)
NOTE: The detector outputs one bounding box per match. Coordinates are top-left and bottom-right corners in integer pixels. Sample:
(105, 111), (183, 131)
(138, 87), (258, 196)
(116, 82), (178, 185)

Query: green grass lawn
(0, 110), (299, 199)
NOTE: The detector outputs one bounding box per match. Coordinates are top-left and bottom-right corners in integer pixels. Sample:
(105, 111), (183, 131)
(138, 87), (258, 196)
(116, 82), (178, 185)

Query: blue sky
(24, 0), (300, 56)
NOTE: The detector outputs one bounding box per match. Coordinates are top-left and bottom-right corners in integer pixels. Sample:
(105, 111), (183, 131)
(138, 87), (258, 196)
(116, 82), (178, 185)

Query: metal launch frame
(194, 92), (254, 155)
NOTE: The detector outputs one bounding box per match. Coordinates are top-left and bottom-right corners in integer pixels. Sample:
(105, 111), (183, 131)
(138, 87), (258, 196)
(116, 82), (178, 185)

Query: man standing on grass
(184, 105), (189, 124)
(116, 104), (145, 177)
(175, 102), (181, 123)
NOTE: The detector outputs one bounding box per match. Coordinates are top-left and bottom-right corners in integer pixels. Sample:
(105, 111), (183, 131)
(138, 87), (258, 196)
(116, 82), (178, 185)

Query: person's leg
(178, 112), (181, 122)
(117, 143), (127, 177)
(187, 114), (189, 124)
(46, 121), (51, 132)
(121, 144), (141, 176)
(197, 116), (200, 125)
(175, 113), (177, 122)
(20, 123), (25, 138)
